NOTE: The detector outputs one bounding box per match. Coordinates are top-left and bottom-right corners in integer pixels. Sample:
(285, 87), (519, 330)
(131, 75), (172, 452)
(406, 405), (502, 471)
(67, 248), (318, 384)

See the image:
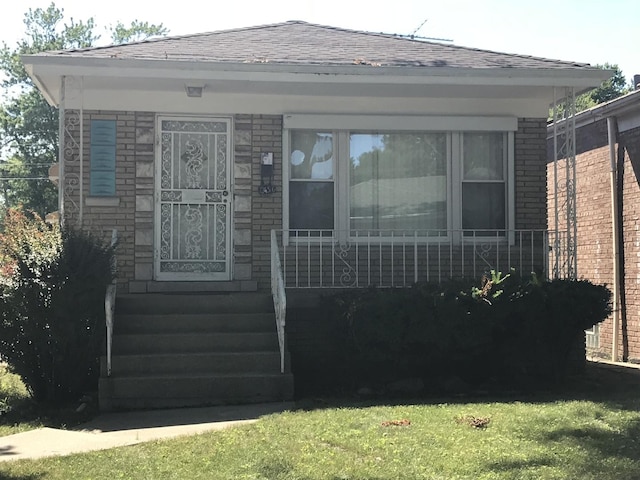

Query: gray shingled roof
(39, 21), (592, 70)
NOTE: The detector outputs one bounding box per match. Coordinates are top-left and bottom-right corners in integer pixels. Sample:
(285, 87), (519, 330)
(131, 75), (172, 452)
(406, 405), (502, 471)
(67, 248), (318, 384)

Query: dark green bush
(324, 272), (611, 391)
(0, 209), (115, 403)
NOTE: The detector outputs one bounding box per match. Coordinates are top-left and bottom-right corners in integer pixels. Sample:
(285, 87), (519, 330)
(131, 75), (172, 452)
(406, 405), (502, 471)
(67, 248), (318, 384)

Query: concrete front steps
(99, 293), (293, 410)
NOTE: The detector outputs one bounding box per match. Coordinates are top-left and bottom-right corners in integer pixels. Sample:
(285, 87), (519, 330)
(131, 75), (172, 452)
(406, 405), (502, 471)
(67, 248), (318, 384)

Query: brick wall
(232, 113), (284, 286)
(515, 118), (547, 230)
(249, 115), (283, 291)
(61, 113), (547, 293)
(619, 126), (640, 361)
(548, 120), (640, 362)
(61, 110), (149, 290)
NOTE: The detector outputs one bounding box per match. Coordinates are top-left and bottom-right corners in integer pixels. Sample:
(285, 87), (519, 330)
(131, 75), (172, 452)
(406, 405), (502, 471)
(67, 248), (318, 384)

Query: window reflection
(349, 133), (447, 230)
(290, 132), (333, 180)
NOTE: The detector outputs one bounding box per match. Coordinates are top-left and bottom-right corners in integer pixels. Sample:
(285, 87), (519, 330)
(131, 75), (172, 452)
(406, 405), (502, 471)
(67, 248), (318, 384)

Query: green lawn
(1, 364), (640, 479)
(0, 364), (38, 437)
(0, 364), (96, 437)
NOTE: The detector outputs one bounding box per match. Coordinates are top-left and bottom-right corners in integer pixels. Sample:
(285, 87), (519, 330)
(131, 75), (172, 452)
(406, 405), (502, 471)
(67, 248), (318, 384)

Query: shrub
(323, 272), (611, 392)
(0, 209), (115, 403)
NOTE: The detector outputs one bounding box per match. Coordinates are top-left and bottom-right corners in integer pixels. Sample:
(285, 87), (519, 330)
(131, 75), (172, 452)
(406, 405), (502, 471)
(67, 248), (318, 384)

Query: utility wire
(0, 165), (53, 169)
(0, 177), (50, 180)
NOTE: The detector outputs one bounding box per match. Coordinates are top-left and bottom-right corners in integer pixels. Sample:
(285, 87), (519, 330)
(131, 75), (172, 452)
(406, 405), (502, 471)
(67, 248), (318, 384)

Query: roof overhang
(23, 55), (612, 107)
(548, 89), (640, 135)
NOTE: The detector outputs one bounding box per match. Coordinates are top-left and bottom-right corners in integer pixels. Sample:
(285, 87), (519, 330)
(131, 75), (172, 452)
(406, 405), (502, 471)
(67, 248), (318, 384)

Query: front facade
(25, 21), (609, 293)
(23, 21), (610, 408)
(59, 110), (553, 292)
(548, 89), (640, 363)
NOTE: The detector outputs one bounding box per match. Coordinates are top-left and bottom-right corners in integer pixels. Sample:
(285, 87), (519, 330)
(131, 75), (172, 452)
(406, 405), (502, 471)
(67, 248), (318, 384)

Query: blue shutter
(90, 120), (117, 196)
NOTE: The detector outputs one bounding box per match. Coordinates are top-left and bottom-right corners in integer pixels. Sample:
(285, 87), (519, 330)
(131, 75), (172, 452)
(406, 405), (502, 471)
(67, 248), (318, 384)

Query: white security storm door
(155, 117), (232, 281)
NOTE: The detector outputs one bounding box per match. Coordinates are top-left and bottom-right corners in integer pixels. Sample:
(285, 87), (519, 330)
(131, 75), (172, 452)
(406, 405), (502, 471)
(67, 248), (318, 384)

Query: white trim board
(284, 114), (518, 131)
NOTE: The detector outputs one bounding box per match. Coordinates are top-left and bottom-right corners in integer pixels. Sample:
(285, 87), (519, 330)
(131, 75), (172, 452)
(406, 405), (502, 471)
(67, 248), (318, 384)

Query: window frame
(346, 130), (451, 235)
(283, 115), (516, 244)
(287, 129), (337, 234)
(455, 131), (515, 240)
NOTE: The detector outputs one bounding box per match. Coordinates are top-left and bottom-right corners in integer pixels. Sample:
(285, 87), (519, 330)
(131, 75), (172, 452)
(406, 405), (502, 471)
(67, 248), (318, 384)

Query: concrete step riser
(100, 374), (294, 406)
(112, 333), (279, 355)
(102, 353), (290, 376)
(116, 294), (274, 315)
(115, 313), (275, 335)
(101, 293), (293, 411)
(101, 393), (289, 410)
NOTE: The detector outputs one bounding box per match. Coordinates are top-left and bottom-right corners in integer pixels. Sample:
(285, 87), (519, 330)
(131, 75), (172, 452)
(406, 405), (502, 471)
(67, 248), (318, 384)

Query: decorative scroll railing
(270, 230), (287, 374)
(272, 229), (568, 289)
(105, 229), (118, 376)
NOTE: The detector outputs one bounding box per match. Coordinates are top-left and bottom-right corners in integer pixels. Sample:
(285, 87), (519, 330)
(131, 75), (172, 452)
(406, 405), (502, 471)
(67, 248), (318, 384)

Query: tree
(589, 63), (630, 104)
(0, 3), (167, 218)
(110, 20), (168, 44)
(550, 64), (631, 119)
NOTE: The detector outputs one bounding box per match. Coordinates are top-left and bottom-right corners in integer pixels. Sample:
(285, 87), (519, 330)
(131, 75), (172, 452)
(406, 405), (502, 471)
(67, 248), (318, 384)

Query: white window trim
(284, 114), (518, 132)
(283, 116), (516, 244)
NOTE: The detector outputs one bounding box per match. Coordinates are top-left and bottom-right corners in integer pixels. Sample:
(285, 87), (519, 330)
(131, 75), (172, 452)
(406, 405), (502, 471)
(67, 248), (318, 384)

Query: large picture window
(350, 133), (447, 230)
(284, 119), (514, 239)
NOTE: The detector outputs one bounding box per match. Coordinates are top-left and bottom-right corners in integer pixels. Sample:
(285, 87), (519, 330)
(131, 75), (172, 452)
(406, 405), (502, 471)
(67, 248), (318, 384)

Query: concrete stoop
(99, 293), (293, 411)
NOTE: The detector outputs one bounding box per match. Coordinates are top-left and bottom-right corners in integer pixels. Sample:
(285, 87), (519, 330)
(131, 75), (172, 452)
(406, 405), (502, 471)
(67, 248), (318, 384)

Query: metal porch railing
(270, 229), (287, 374)
(272, 229), (568, 289)
(269, 228), (569, 374)
(105, 229), (118, 377)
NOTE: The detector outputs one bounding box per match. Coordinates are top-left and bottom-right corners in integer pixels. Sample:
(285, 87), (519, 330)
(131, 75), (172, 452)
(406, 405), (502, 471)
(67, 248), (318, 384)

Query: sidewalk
(0, 401), (294, 462)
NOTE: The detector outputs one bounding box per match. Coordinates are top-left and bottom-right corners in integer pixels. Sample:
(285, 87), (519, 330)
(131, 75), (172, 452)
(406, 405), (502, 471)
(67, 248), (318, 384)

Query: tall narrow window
(288, 131), (334, 231)
(349, 132), (447, 231)
(461, 132), (507, 232)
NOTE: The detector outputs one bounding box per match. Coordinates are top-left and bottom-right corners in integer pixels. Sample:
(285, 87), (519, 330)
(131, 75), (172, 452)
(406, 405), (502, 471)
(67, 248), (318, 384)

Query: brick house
(548, 88), (640, 363)
(23, 21), (609, 409)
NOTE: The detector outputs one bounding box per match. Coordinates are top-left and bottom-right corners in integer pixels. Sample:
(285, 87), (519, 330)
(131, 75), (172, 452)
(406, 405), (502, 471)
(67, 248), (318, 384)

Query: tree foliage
(550, 64), (631, 119)
(589, 63), (630, 104)
(0, 3), (167, 217)
(0, 208), (115, 403)
(110, 20), (169, 45)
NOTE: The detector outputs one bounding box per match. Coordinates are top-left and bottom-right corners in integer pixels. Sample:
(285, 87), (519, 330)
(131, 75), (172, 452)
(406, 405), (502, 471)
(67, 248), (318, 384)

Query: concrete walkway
(0, 402), (294, 462)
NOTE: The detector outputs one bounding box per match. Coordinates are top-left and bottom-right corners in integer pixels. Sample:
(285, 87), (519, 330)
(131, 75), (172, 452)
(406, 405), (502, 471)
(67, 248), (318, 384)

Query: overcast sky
(1, 0), (637, 83)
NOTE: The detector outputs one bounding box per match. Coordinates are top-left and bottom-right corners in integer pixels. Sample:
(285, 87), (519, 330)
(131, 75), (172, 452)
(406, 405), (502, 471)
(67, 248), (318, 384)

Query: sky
(0, 0), (638, 84)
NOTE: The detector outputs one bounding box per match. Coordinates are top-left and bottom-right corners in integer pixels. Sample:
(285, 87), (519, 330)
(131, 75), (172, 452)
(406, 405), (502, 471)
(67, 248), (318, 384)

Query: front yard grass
(0, 363), (37, 437)
(0, 364), (96, 437)
(1, 363), (640, 480)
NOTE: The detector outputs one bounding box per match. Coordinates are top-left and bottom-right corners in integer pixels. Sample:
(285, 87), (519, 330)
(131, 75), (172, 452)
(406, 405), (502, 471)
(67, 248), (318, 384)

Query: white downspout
(607, 117), (620, 362)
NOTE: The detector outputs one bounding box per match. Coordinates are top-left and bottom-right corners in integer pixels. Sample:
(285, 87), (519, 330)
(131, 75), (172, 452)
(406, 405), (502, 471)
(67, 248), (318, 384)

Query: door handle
(222, 190), (229, 197)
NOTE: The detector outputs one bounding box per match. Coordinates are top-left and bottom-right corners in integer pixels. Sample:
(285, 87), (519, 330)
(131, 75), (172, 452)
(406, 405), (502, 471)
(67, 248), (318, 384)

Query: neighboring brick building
(548, 89), (640, 362)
